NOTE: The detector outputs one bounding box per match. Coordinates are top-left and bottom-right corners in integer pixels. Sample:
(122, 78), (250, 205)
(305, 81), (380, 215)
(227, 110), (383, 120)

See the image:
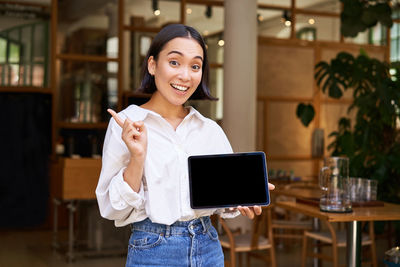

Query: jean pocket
(129, 230), (164, 250)
(206, 226), (219, 241)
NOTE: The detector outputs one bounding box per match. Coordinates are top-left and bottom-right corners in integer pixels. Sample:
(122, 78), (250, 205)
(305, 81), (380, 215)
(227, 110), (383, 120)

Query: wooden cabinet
(51, 158), (102, 200)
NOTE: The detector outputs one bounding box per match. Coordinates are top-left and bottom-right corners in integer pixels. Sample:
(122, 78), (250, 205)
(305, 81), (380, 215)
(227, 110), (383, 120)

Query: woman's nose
(178, 67), (190, 81)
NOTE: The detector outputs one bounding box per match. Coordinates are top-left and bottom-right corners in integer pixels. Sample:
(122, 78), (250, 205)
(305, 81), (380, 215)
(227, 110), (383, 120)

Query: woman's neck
(141, 92), (188, 121)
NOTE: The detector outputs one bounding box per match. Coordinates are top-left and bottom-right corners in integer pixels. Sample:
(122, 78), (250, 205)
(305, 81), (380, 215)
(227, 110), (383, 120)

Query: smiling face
(147, 37), (204, 107)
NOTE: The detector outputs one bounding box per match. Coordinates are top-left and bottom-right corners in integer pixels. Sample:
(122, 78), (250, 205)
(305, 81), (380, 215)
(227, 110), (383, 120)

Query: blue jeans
(126, 216), (224, 267)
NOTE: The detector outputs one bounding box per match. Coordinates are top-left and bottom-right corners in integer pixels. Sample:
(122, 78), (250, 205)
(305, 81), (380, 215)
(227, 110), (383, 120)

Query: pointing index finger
(107, 109), (124, 128)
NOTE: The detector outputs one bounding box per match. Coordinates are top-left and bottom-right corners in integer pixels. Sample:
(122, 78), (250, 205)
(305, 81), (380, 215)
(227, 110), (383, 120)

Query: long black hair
(138, 24), (216, 100)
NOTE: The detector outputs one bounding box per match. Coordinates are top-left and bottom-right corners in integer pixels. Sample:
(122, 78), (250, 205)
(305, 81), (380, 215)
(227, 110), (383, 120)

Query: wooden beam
(180, 0), (186, 25)
(295, 9), (339, 18)
(0, 86), (52, 94)
(290, 0), (296, 39)
(57, 122), (108, 129)
(186, 0), (223, 7)
(258, 96), (313, 103)
(56, 54), (118, 62)
(257, 4), (290, 11)
(50, 0), (57, 157)
(209, 63), (223, 68)
(123, 25), (162, 33)
(118, 0), (123, 111)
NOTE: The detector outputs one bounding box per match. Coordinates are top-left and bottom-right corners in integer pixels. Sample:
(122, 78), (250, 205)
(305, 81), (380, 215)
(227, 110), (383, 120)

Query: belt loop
(200, 217), (207, 233)
(165, 225), (171, 238)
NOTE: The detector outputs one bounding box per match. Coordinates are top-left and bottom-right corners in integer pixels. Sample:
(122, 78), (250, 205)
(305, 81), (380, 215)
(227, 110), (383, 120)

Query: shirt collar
(186, 106), (208, 123)
(128, 105), (208, 123)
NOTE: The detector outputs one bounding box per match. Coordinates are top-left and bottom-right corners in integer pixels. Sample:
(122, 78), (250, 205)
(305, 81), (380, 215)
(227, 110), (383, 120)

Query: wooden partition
(256, 37), (387, 179)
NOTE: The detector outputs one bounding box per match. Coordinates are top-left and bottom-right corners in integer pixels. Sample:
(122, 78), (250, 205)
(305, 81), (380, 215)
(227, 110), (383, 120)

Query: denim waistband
(131, 217), (212, 237)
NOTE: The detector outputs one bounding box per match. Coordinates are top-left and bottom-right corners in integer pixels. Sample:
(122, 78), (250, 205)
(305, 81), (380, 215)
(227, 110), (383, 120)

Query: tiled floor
(0, 228), (392, 267)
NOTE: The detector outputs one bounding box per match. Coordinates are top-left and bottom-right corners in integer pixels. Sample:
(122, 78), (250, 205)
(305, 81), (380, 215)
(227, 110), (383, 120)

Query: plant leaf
(296, 103), (315, 127)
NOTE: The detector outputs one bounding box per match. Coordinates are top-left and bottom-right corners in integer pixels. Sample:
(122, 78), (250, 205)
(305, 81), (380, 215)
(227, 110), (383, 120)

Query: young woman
(96, 24), (274, 266)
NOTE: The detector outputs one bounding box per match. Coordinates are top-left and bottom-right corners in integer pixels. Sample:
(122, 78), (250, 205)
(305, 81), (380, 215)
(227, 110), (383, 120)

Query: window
(296, 27), (316, 41)
(0, 21), (48, 87)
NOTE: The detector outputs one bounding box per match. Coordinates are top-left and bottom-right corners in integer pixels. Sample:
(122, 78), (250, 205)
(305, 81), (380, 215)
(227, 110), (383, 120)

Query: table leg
(346, 221), (361, 267)
(52, 198), (61, 249)
(66, 201), (76, 262)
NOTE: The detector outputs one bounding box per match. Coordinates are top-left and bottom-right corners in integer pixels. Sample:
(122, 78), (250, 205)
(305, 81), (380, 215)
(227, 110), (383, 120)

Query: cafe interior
(1, 0), (400, 266)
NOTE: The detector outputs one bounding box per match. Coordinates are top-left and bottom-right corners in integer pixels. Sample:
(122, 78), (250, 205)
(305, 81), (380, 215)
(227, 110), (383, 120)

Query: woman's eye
(169, 60), (179, 66)
(192, 65), (201, 71)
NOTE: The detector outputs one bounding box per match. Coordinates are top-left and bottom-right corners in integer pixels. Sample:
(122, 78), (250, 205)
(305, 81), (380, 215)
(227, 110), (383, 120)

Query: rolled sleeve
(216, 208), (240, 219)
(109, 167), (145, 210)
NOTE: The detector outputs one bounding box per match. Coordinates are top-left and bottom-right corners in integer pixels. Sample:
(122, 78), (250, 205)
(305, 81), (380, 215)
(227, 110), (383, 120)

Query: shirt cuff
(109, 167), (145, 210)
(217, 208), (241, 219)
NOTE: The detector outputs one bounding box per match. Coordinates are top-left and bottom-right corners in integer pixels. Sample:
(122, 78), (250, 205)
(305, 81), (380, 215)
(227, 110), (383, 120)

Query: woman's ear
(147, 56), (155, 76)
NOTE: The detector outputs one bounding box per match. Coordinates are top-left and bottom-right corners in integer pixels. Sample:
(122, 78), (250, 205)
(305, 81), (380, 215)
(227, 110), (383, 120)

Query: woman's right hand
(107, 109), (148, 159)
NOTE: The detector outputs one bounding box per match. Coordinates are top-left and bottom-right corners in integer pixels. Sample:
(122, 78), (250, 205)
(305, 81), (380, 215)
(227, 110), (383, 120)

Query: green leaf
(296, 103), (315, 127)
(361, 8), (377, 27)
(373, 3), (393, 28)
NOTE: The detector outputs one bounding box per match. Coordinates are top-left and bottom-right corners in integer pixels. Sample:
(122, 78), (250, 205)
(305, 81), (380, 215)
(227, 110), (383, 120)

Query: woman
(96, 24), (274, 266)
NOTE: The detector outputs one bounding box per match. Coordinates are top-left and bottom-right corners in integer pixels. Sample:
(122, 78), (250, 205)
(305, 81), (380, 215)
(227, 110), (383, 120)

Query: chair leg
(245, 252), (250, 267)
(238, 253), (243, 267)
(332, 242), (338, 267)
(369, 222), (377, 267)
(230, 248), (236, 267)
(301, 233), (308, 267)
(270, 247), (277, 267)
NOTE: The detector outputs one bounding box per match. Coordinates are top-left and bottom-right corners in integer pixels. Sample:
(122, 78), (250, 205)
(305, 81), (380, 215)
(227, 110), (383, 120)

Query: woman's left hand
(237, 182), (275, 219)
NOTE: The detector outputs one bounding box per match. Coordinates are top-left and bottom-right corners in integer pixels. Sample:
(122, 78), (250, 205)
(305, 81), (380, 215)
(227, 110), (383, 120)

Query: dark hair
(138, 24), (216, 100)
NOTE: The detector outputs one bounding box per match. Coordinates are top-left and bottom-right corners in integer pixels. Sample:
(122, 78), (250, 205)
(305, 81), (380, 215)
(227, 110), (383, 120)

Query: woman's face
(148, 37), (203, 107)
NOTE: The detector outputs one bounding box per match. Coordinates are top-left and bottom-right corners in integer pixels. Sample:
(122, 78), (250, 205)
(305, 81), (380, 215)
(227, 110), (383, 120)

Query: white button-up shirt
(96, 104), (239, 226)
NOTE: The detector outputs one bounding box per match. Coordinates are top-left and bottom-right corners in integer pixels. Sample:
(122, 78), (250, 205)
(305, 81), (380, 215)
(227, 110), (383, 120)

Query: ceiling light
(218, 40), (224, 47)
(285, 20), (291, 27)
(152, 0), (160, 16)
(186, 8), (192, 15)
(205, 6), (212, 18)
(308, 18), (315, 25)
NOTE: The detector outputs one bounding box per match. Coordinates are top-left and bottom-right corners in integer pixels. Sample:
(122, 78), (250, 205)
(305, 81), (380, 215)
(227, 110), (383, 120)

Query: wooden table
(51, 158), (102, 261)
(276, 201), (400, 267)
(272, 186), (322, 200)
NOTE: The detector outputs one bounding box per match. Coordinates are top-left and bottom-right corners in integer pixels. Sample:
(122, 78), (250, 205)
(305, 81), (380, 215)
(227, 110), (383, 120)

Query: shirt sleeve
(216, 208), (241, 219)
(95, 117), (145, 221)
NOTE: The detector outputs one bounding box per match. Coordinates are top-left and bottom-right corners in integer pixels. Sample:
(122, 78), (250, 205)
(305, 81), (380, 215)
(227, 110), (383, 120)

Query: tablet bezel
(188, 152), (270, 209)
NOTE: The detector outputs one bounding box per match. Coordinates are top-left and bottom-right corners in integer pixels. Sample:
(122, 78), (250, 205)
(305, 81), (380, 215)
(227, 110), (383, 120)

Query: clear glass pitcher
(319, 157), (352, 212)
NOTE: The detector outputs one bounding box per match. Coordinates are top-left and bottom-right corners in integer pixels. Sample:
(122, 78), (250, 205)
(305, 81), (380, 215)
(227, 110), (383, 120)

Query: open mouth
(171, 83), (190, 92)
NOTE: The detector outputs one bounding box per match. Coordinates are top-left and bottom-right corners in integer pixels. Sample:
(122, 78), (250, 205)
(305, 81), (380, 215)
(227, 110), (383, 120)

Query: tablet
(188, 152), (270, 209)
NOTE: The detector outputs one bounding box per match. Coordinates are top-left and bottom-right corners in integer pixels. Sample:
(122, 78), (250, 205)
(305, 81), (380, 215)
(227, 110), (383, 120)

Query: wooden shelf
(0, 86), (53, 94)
(56, 53), (118, 62)
(58, 122), (108, 129)
(123, 25), (162, 33)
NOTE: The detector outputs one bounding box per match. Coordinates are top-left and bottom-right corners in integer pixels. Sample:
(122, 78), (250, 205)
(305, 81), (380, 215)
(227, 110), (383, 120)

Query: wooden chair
(271, 183), (316, 245)
(301, 220), (377, 267)
(217, 206), (276, 267)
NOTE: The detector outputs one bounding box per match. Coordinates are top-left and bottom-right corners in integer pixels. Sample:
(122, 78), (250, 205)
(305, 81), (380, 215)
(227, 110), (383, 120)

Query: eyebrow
(167, 50), (203, 61)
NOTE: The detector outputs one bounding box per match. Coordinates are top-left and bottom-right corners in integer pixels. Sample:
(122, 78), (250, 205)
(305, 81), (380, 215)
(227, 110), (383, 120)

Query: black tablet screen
(188, 152), (270, 209)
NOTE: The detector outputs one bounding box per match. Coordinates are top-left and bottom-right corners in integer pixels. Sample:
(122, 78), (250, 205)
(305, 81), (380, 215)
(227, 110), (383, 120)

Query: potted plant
(296, 0), (399, 241)
(298, 50), (400, 202)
